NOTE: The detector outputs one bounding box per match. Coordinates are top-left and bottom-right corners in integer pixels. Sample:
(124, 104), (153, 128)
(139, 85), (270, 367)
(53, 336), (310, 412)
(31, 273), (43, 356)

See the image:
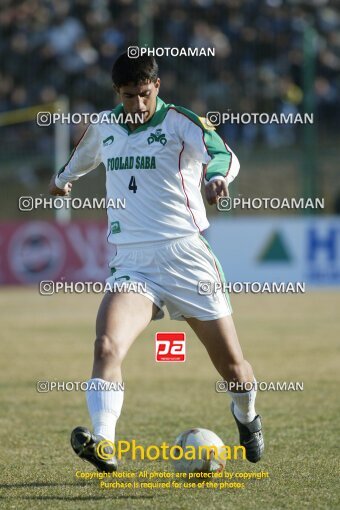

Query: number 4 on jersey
(128, 176), (137, 193)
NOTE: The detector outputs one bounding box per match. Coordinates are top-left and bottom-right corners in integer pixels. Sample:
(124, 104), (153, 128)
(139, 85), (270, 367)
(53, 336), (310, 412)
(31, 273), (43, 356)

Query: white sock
(86, 378), (124, 443)
(228, 380), (257, 425)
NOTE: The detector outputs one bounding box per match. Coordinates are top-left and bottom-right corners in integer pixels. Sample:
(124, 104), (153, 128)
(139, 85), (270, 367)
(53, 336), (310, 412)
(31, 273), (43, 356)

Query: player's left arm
(201, 127), (240, 205)
(175, 108), (239, 205)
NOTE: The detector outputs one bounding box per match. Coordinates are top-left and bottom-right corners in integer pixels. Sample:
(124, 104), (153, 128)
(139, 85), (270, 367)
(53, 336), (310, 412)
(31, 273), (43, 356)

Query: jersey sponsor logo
(155, 332), (186, 362)
(147, 128), (167, 146)
(110, 221), (121, 234)
(103, 135), (114, 146)
(107, 156), (156, 171)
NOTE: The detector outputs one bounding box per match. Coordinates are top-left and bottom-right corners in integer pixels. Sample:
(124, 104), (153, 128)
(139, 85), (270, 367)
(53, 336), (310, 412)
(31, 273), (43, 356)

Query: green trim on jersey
(199, 234), (232, 310)
(111, 97), (170, 135)
(168, 105), (232, 181)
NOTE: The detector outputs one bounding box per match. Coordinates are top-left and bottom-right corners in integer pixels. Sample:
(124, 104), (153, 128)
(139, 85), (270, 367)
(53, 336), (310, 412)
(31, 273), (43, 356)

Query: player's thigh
(96, 291), (158, 348)
(186, 315), (245, 365)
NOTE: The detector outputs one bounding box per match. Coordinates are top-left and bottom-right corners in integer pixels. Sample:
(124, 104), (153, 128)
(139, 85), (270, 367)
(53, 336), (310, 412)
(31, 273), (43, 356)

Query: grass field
(0, 288), (339, 510)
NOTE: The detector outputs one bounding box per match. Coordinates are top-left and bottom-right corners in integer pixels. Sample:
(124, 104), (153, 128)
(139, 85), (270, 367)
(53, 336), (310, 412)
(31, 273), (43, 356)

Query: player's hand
(48, 175), (72, 196)
(205, 178), (229, 205)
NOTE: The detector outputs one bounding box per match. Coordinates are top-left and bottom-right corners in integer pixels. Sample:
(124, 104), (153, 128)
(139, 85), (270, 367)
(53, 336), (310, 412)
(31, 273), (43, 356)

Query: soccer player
(49, 52), (264, 471)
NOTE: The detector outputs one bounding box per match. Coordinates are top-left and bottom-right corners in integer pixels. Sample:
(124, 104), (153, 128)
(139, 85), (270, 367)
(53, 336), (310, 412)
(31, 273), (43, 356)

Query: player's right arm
(49, 124), (101, 196)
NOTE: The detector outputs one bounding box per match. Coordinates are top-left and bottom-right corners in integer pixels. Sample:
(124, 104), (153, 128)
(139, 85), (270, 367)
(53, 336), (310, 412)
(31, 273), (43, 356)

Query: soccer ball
(172, 428), (226, 474)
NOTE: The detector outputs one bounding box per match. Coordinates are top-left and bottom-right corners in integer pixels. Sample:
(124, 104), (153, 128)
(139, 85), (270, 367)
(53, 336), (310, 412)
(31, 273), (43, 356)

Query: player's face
(117, 79), (160, 128)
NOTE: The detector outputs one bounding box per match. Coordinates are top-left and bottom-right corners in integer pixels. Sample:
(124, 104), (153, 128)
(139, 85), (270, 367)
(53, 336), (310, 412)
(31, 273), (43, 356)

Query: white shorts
(106, 233), (232, 321)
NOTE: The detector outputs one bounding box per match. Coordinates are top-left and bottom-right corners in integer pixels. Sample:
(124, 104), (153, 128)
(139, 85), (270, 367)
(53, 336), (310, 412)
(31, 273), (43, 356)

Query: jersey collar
(110, 97), (169, 135)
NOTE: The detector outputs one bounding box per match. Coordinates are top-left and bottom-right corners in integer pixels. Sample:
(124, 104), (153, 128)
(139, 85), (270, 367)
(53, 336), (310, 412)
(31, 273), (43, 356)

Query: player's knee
(94, 334), (125, 364)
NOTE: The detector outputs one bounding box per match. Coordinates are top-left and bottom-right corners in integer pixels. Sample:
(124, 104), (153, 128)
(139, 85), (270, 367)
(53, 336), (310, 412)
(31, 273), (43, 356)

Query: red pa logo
(155, 332), (186, 362)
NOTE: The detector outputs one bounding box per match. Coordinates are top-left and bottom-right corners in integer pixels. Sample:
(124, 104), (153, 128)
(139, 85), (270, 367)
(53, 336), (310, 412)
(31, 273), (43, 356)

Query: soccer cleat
(231, 403), (264, 463)
(70, 426), (118, 472)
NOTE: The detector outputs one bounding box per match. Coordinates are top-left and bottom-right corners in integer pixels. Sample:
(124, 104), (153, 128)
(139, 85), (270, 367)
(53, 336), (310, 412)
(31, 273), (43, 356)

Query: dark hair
(112, 52), (158, 88)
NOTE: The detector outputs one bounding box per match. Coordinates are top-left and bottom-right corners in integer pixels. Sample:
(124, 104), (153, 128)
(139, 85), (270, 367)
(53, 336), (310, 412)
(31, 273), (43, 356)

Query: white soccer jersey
(55, 97), (240, 245)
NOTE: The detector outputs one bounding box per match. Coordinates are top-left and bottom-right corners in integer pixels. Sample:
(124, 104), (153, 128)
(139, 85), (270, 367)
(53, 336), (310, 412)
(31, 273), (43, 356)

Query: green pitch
(0, 288), (339, 510)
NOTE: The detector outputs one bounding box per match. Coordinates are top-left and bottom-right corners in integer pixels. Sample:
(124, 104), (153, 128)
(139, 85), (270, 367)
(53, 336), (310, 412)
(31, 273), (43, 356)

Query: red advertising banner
(0, 221), (113, 284)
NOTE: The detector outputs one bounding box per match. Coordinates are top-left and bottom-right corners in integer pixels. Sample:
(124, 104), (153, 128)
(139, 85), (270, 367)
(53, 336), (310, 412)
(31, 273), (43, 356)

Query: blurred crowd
(0, 0), (339, 154)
